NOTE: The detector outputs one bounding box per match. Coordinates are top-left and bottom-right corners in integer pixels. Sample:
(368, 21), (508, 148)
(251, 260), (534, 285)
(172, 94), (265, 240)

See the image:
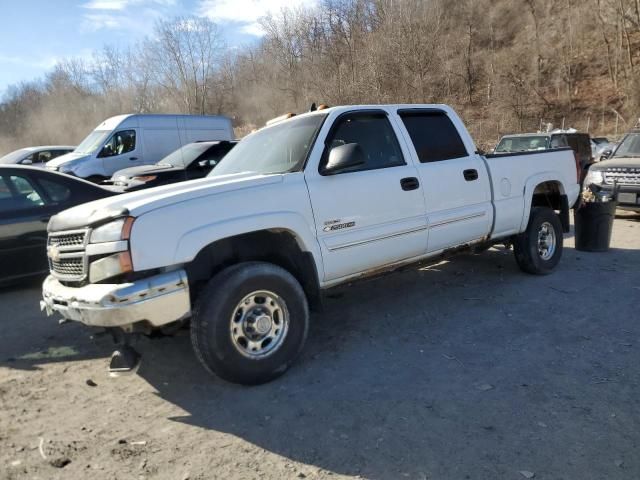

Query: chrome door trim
(327, 224), (429, 252)
(428, 211), (486, 229)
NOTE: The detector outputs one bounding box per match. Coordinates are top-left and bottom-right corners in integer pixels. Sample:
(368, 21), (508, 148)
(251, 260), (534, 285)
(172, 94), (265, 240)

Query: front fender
(173, 211), (321, 263)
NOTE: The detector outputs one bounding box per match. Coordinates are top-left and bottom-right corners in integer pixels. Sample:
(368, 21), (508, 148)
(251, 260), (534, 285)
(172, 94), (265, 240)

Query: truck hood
(591, 156), (640, 170)
(48, 172), (282, 232)
(46, 152), (90, 169)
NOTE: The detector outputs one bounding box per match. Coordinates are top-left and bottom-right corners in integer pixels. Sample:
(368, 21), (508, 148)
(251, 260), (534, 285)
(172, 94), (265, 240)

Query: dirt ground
(1, 213), (639, 480)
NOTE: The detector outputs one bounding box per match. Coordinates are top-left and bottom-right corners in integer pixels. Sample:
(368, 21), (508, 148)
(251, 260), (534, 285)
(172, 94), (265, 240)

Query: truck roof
(94, 114), (233, 131)
(267, 103), (462, 126)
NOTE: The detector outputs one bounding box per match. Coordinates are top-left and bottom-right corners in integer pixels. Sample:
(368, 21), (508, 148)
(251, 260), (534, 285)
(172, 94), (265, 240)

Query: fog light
(90, 252), (133, 283)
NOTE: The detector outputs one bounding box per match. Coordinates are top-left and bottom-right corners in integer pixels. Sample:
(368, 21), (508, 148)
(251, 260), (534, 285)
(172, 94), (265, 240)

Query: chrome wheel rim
(230, 290), (289, 359)
(537, 221), (556, 261)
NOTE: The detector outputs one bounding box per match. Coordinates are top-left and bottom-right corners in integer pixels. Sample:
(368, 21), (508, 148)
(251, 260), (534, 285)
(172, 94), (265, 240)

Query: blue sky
(0, 0), (315, 98)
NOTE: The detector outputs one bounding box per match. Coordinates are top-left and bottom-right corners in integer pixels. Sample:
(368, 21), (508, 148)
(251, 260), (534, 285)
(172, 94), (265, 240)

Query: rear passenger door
(396, 109), (492, 253)
(305, 110), (427, 282)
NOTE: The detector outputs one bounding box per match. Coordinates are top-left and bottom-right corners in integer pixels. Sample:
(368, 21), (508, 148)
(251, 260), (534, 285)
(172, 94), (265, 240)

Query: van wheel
(513, 207), (563, 275)
(190, 262), (309, 385)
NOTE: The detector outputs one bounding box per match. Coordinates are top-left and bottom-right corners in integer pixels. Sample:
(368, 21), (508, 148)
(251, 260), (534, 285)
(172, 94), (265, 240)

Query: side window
(0, 175), (45, 212)
(49, 150), (71, 160)
(199, 143), (234, 168)
(100, 130), (136, 157)
(322, 112), (405, 174)
(35, 151), (53, 163)
(550, 135), (567, 148)
(399, 111), (468, 162)
(38, 178), (72, 203)
(0, 176), (11, 201)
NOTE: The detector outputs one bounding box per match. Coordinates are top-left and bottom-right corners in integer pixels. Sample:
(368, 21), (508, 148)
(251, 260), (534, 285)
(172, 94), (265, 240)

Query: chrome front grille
(604, 168), (640, 186)
(50, 257), (85, 277)
(49, 232), (86, 248)
(48, 229), (89, 281)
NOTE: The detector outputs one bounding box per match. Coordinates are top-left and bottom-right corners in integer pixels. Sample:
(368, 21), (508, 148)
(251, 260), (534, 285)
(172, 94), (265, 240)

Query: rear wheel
(513, 207), (563, 275)
(190, 262), (309, 385)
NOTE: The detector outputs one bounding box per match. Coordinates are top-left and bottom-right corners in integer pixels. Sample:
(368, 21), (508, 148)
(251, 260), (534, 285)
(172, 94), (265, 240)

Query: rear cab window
(398, 110), (468, 162)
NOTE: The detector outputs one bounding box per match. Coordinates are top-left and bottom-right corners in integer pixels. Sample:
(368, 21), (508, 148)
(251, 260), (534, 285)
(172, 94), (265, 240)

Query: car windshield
(75, 130), (111, 154)
(158, 143), (214, 168)
(210, 114), (327, 177)
(0, 148), (30, 164)
(613, 133), (640, 158)
(495, 135), (550, 153)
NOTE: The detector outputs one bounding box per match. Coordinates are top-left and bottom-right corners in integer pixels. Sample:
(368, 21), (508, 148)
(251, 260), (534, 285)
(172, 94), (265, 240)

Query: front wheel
(190, 262), (309, 385)
(513, 207), (564, 275)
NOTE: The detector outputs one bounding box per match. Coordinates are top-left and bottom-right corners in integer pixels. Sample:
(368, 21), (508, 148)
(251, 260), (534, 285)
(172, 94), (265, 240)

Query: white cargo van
(46, 114), (234, 181)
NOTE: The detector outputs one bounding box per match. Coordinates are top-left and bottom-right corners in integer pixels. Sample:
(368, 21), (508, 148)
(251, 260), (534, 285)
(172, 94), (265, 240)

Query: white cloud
(82, 0), (128, 10)
(197, 0), (317, 36)
(81, 0), (176, 11)
(79, 0), (175, 32)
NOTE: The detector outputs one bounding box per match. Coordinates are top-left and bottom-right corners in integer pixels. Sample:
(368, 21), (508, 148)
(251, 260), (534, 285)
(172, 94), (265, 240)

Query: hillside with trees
(1, 0), (639, 153)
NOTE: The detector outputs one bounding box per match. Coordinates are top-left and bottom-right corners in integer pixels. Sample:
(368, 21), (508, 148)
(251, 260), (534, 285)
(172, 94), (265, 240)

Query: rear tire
(513, 207), (563, 275)
(190, 262), (309, 385)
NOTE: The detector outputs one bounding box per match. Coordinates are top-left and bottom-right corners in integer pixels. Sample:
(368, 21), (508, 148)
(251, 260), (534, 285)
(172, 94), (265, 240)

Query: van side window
(399, 111), (468, 162)
(101, 130), (136, 157)
(321, 112), (405, 174)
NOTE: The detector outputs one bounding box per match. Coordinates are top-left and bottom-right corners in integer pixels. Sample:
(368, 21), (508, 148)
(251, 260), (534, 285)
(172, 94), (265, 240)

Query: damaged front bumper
(41, 269), (191, 329)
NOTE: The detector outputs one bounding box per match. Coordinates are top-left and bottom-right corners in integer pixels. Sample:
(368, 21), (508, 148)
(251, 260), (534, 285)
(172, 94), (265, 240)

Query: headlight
(584, 169), (604, 185)
(90, 217), (134, 243)
(89, 252), (133, 283)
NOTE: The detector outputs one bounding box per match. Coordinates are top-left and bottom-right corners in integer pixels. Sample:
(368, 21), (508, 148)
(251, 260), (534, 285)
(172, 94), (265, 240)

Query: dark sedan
(0, 166), (116, 285)
(107, 140), (237, 192)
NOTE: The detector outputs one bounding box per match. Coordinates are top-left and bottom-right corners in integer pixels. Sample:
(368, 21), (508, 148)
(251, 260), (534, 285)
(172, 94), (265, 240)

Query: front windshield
(210, 114), (327, 177)
(0, 148), (30, 164)
(159, 142), (213, 167)
(495, 135), (550, 153)
(613, 133), (640, 158)
(75, 130), (111, 154)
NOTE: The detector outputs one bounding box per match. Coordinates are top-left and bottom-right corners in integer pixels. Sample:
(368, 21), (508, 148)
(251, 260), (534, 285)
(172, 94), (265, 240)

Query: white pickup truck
(41, 104), (580, 384)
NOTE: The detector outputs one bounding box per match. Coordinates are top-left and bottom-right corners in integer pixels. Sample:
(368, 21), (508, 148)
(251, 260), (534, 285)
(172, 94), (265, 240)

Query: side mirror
(198, 159), (216, 168)
(600, 149), (612, 160)
(322, 143), (365, 175)
(21, 158), (32, 165)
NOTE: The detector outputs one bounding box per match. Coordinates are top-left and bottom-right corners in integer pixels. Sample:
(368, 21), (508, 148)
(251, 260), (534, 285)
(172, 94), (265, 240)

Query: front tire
(513, 207), (563, 275)
(190, 262), (309, 385)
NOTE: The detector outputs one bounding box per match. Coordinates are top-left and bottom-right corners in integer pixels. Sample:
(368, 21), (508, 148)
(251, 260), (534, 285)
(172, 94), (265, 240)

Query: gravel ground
(1, 212), (639, 480)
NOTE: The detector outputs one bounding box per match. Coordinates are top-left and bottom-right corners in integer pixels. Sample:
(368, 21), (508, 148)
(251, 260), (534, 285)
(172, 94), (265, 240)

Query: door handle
(463, 169), (479, 181)
(129, 157), (138, 161)
(39, 216), (50, 223)
(400, 177), (420, 191)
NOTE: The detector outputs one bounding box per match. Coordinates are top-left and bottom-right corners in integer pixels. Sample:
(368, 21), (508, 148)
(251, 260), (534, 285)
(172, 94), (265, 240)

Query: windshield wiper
(612, 155), (640, 159)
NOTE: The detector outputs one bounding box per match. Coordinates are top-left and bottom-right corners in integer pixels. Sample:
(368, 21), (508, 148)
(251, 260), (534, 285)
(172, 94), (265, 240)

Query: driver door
(99, 129), (141, 176)
(305, 110), (427, 282)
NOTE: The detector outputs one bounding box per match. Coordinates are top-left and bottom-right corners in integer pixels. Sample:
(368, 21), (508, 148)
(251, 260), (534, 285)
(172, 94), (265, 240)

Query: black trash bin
(574, 200), (617, 252)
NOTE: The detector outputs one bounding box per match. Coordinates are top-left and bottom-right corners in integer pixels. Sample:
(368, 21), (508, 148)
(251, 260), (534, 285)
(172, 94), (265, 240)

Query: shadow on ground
(2, 237), (639, 478)
(132, 246), (640, 479)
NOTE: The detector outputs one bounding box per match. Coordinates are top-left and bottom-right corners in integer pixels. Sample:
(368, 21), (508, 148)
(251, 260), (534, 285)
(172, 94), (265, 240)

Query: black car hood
(592, 156), (640, 170)
(112, 163), (180, 179)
